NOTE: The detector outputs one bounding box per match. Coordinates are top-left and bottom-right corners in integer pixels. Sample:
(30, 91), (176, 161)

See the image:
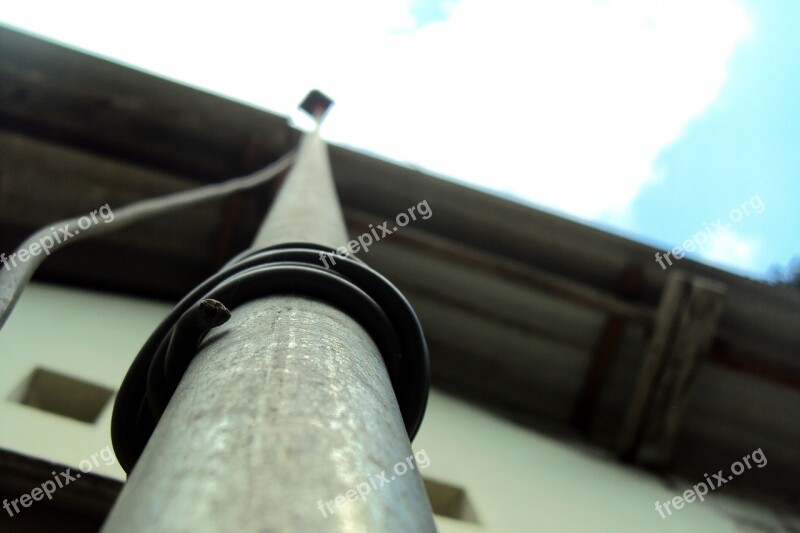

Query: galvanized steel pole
(103, 109), (435, 531)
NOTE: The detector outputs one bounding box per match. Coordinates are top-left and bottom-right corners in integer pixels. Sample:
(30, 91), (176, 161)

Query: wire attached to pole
(0, 149), (297, 330)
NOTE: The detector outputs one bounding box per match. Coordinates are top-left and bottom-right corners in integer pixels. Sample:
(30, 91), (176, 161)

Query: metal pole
(251, 129), (347, 246)
(102, 122), (435, 530)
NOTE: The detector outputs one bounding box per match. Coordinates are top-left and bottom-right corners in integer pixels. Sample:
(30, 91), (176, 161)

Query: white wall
(0, 283), (170, 480)
(415, 391), (741, 532)
(0, 283), (745, 531)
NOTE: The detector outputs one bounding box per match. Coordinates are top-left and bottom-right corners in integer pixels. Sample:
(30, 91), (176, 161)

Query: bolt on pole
(103, 92), (435, 532)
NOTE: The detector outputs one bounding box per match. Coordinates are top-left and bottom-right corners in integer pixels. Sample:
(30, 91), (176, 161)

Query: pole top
(299, 89), (334, 122)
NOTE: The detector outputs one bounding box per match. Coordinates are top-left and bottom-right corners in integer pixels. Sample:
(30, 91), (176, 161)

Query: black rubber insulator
(145, 299), (231, 419)
(111, 242), (430, 474)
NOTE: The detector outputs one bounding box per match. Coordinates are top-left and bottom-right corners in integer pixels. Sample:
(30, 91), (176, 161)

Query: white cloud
(0, 0), (751, 219)
(697, 229), (758, 272)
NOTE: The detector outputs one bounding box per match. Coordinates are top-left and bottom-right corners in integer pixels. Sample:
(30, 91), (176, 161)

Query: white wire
(0, 149), (296, 329)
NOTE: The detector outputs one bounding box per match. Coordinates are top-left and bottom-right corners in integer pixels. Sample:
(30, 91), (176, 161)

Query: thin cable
(0, 149), (297, 329)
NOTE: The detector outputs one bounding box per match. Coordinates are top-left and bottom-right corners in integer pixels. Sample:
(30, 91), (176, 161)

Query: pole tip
(299, 90), (334, 122)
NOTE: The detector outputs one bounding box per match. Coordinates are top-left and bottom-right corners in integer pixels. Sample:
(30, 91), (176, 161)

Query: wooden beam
(0, 26), (294, 181)
(344, 211), (656, 324)
(570, 264), (644, 433)
(709, 340), (800, 392)
(618, 272), (726, 465)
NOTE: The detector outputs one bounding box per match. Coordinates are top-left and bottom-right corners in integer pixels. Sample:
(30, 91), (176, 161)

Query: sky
(1, 0), (798, 280)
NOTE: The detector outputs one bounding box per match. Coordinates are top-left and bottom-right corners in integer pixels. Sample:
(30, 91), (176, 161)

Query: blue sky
(1, 0), (797, 280)
(625, 0), (800, 278)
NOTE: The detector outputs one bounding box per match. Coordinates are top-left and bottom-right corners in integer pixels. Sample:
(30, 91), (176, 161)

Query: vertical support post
(102, 123), (435, 531)
(618, 272), (726, 466)
(570, 264), (643, 433)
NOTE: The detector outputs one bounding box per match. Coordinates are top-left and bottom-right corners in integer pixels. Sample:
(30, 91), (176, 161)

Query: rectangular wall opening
(7, 368), (113, 423)
(423, 477), (480, 524)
